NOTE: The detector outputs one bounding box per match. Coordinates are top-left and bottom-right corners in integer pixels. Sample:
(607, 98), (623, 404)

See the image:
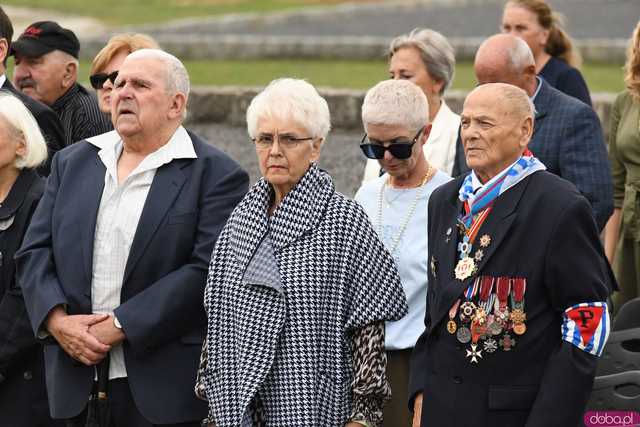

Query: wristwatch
(113, 316), (123, 330)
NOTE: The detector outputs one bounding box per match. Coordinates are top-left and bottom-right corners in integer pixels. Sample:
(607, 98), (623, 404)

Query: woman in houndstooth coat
(196, 79), (408, 427)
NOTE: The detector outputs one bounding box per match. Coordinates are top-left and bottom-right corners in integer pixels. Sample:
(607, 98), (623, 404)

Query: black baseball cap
(9, 21), (79, 59)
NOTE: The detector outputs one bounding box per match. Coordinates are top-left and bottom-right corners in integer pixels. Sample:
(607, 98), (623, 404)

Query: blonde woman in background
(363, 28), (459, 181)
(501, 0), (591, 106)
(605, 21), (640, 312)
(89, 33), (159, 114)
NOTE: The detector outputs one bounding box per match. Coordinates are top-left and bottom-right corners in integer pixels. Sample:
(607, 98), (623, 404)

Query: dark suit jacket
(539, 56), (592, 107)
(15, 129), (249, 423)
(452, 80), (613, 230)
(1, 78), (65, 176)
(409, 171), (612, 427)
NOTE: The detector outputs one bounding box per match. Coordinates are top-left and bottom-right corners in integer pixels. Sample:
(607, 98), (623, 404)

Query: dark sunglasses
(359, 128), (423, 160)
(90, 70), (119, 90)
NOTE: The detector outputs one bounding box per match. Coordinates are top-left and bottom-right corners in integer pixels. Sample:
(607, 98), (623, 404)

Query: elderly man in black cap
(12, 21), (112, 146)
(0, 8), (65, 175)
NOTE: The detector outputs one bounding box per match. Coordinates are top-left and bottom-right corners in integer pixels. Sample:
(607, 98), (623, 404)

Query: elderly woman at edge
(355, 79), (451, 426)
(196, 78), (408, 427)
(0, 92), (57, 425)
(363, 28), (459, 181)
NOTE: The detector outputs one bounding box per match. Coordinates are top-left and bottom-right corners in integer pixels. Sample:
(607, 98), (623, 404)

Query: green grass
(1, 0), (357, 26)
(6, 59), (625, 92)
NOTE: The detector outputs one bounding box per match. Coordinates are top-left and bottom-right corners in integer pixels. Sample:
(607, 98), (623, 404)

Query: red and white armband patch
(561, 302), (610, 357)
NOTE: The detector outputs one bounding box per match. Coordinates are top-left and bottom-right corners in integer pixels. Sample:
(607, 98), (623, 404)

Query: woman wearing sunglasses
(197, 78), (408, 427)
(89, 33), (158, 114)
(362, 28), (459, 182)
(355, 79), (451, 427)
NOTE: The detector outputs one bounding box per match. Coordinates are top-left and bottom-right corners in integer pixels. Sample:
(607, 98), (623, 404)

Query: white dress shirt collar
(0, 74), (6, 88)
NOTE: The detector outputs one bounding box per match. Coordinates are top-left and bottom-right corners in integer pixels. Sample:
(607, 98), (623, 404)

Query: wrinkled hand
(412, 393), (423, 427)
(88, 316), (126, 347)
(46, 306), (111, 366)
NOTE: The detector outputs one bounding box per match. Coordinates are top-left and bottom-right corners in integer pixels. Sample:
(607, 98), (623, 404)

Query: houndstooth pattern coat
(202, 164), (408, 426)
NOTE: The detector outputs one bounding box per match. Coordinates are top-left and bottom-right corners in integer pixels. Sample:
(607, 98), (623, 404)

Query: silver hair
(126, 49), (190, 119)
(361, 79), (429, 132)
(0, 92), (47, 169)
(246, 78), (331, 141)
(389, 28), (456, 95)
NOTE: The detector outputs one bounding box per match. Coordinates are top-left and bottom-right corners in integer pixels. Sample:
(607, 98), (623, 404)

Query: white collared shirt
(88, 126), (197, 379)
(0, 74), (6, 88)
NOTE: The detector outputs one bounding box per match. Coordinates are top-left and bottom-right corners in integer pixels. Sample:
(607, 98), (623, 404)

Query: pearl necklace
(377, 164), (434, 255)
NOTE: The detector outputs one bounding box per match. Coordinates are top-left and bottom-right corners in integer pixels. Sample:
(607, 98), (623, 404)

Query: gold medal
(479, 234), (491, 248)
(447, 320), (458, 334)
(513, 323), (527, 335)
(454, 257), (476, 281)
(510, 308), (527, 324)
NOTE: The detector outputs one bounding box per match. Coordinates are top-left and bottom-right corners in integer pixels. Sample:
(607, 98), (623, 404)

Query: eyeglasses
(252, 133), (314, 150)
(90, 70), (119, 90)
(359, 128), (423, 160)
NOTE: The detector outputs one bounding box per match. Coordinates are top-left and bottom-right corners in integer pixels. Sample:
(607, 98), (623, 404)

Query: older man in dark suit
(16, 49), (249, 426)
(409, 82), (612, 427)
(452, 34), (613, 230)
(0, 7), (65, 175)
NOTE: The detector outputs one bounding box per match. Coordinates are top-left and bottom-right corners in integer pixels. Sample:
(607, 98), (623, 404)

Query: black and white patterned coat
(202, 165), (408, 426)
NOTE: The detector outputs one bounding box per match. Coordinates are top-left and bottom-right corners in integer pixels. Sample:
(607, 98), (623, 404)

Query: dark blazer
(452, 80), (613, 230)
(539, 56), (592, 107)
(0, 169), (62, 427)
(1, 79), (66, 176)
(16, 130), (249, 423)
(409, 171), (612, 427)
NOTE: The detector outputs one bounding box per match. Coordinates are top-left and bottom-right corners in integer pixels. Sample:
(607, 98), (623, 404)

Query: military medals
(500, 334), (516, 351)
(454, 257), (476, 281)
(457, 326), (472, 344)
(466, 344), (483, 363)
(510, 277), (527, 335)
(447, 299), (461, 334)
(479, 234), (491, 247)
(483, 337), (498, 353)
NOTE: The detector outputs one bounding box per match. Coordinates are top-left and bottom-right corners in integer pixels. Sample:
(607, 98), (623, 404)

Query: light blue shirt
(355, 170), (452, 350)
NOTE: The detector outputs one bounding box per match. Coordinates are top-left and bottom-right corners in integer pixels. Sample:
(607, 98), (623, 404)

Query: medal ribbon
(496, 276), (510, 310)
(465, 277), (480, 300)
(511, 277), (526, 305)
(449, 299), (461, 320)
(460, 205), (493, 244)
(479, 276), (494, 302)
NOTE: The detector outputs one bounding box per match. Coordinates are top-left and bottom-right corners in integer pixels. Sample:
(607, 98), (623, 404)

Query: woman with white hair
(0, 91), (57, 426)
(197, 78), (408, 427)
(355, 79), (451, 426)
(363, 28), (459, 181)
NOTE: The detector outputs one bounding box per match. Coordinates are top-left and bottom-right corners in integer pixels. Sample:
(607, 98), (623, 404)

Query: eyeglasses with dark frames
(359, 128), (423, 160)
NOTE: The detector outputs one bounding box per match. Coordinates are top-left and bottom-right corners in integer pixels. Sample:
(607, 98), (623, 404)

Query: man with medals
(408, 82), (613, 427)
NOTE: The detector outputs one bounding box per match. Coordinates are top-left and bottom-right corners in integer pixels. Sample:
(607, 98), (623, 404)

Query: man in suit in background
(16, 49), (249, 426)
(410, 83), (612, 427)
(452, 34), (613, 230)
(0, 7), (65, 175)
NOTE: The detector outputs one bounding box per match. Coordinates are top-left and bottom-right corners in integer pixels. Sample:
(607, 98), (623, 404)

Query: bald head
(474, 34), (537, 95)
(460, 83), (534, 182)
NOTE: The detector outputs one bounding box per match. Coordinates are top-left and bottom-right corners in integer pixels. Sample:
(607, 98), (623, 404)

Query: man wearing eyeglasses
(0, 8), (65, 175)
(11, 21), (112, 147)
